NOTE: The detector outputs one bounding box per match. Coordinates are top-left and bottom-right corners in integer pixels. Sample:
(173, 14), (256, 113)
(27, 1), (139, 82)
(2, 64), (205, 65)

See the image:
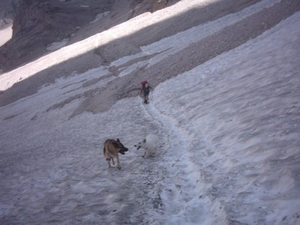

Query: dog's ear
(117, 138), (120, 142)
(143, 138), (146, 143)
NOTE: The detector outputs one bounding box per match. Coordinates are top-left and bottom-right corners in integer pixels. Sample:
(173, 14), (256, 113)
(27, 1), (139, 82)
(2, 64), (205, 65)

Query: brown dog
(103, 139), (128, 169)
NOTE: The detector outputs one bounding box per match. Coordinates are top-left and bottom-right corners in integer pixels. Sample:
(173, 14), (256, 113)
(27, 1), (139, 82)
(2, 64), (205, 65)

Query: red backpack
(141, 81), (147, 86)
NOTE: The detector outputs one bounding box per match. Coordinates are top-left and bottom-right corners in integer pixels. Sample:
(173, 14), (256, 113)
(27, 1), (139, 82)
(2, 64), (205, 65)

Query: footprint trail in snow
(144, 99), (211, 223)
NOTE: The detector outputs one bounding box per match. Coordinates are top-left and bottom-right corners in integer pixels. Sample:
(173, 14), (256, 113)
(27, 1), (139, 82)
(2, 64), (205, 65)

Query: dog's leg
(111, 157), (115, 165)
(107, 159), (111, 168)
(115, 154), (121, 169)
(142, 150), (146, 158)
(107, 146), (115, 166)
(104, 148), (111, 168)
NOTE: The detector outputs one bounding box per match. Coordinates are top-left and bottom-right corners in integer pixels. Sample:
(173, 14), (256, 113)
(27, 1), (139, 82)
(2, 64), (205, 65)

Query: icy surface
(0, 3), (299, 225)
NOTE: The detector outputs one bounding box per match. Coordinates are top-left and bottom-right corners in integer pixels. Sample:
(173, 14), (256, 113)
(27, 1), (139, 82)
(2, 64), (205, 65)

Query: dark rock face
(0, 0), (175, 73)
(0, 0), (112, 72)
(0, 0), (18, 37)
(0, 0), (19, 22)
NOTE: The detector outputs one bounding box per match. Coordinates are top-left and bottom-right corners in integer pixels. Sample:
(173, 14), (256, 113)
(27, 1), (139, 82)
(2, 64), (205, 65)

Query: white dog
(134, 134), (159, 157)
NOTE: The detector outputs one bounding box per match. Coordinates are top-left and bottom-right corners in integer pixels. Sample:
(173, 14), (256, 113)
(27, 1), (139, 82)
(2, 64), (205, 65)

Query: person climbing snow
(141, 81), (153, 104)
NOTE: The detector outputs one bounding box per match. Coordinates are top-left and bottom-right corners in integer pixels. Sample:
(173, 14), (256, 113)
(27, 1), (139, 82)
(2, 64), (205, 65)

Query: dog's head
(134, 139), (146, 150)
(116, 138), (129, 154)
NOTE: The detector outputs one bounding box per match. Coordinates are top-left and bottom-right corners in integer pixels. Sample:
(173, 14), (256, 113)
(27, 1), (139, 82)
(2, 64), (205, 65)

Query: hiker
(141, 81), (153, 104)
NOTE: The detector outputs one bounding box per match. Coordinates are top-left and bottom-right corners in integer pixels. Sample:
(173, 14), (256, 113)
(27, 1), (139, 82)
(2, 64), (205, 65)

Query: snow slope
(0, 1), (299, 225)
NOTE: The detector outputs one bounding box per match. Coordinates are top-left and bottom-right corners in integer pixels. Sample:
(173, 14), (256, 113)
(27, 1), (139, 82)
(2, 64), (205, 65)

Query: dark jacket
(142, 85), (152, 96)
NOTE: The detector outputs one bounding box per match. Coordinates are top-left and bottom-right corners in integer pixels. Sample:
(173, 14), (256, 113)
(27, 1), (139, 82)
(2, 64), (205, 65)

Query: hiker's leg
(143, 95), (147, 103)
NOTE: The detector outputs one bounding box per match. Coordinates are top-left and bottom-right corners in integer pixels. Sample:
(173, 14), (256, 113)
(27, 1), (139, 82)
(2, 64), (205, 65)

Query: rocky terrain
(0, 0), (179, 73)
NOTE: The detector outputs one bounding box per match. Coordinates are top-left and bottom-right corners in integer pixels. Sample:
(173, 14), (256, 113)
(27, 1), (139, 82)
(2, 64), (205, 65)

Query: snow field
(0, 2), (299, 225)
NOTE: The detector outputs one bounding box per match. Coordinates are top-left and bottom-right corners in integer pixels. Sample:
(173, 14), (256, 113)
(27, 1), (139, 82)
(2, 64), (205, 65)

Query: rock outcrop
(0, 0), (176, 72)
